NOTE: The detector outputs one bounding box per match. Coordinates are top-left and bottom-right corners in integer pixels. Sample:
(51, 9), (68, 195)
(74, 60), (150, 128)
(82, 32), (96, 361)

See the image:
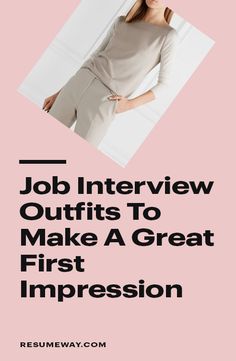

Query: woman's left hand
(108, 95), (132, 113)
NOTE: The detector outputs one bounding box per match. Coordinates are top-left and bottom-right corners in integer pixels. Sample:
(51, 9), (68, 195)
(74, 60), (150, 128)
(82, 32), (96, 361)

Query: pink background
(2, 0), (235, 359)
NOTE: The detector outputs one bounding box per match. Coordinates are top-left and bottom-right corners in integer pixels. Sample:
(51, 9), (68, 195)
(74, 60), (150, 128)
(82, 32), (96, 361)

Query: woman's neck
(143, 7), (168, 26)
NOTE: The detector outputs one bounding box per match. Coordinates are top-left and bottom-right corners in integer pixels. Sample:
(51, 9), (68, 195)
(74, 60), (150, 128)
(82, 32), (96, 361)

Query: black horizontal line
(19, 160), (67, 164)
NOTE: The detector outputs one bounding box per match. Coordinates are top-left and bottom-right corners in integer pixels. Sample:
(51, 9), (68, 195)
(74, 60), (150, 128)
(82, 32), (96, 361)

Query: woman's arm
(149, 29), (178, 100)
(110, 29), (179, 112)
(43, 17), (121, 111)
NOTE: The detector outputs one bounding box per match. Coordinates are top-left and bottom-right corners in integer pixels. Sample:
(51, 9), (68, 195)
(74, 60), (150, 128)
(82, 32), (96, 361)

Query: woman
(43, 0), (178, 147)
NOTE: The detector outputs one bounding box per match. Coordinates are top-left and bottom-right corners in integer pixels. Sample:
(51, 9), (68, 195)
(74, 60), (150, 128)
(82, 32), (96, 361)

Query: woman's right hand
(42, 92), (60, 112)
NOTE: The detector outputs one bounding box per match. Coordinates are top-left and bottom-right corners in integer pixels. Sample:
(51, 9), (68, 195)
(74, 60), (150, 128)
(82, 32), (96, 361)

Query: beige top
(81, 15), (178, 98)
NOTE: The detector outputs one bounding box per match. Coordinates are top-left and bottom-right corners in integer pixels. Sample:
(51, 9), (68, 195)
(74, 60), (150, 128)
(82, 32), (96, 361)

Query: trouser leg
(48, 68), (95, 129)
(48, 77), (77, 128)
(48, 67), (117, 147)
(74, 76), (118, 147)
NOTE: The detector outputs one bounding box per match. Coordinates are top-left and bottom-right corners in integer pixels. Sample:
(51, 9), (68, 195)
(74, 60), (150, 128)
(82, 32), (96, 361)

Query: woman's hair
(125, 0), (174, 24)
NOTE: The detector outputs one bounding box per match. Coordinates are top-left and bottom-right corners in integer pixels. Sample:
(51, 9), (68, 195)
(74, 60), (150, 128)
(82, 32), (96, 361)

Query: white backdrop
(18, 0), (215, 166)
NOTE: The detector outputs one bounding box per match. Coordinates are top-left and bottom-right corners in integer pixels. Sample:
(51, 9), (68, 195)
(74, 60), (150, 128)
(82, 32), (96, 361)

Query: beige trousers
(49, 68), (118, 147)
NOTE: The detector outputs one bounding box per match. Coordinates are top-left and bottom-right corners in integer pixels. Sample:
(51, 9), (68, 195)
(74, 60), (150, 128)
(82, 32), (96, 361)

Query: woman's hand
(108, 89), (156, 113)
(108, 95), (132, 113)
(43, 92), (60, 112)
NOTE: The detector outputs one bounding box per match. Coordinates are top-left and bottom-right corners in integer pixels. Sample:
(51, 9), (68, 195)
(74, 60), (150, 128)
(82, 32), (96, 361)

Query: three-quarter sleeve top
(81, 15), (178, 98)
